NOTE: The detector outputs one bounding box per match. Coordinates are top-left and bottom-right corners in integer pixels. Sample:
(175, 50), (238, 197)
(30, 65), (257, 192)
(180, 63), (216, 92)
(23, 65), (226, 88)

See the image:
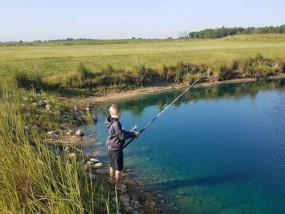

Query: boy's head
(109, 103), (121, 119)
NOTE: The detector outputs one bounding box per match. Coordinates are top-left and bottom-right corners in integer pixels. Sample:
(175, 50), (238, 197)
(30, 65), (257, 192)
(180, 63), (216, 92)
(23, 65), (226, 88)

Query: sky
(0, 0), (285, 42)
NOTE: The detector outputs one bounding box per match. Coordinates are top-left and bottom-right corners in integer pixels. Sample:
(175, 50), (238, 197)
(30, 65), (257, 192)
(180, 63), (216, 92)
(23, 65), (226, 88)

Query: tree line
(188, 25), (285, 39)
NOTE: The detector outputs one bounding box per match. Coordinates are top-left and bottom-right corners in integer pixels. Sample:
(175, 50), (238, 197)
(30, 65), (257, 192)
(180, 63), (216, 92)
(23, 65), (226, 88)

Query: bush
(184, 73), (201, 84)
(157, 65), (168, 81)
(14, 70), (31, 88)
(240, 54), (275, 78)
(219, 64), (232, 80)
(14, 70), (44, 90)
(77, 62), (94, 86)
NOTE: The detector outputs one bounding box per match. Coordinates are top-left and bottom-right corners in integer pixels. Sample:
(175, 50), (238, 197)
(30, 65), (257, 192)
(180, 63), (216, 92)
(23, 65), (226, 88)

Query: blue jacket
(105, 116), (134, 150)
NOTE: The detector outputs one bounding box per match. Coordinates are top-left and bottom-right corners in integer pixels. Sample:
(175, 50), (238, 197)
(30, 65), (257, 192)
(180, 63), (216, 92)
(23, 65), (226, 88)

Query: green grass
(0, 80), (112, 213)
(1, 35), (284, 96)
(1, 35), (285, 83)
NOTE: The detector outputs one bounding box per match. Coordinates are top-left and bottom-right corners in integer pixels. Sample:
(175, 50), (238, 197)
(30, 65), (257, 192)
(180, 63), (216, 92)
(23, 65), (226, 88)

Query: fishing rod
(123, 62), (219, 150)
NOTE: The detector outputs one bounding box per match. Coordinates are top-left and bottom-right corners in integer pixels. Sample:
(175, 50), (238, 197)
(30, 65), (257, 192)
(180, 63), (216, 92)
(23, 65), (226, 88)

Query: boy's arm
(113, 121), (135, 140)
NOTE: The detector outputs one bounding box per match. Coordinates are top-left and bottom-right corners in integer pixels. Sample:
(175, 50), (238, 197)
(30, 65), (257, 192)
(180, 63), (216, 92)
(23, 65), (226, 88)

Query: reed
(0, 80), (110, 213)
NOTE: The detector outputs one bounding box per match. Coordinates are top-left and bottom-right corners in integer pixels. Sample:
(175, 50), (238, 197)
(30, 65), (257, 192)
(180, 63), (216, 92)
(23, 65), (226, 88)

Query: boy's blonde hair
(109, 103), (120, 117)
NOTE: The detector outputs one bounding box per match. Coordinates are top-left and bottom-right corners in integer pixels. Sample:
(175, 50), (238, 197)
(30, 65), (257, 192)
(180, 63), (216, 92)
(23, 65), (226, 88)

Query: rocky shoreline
(83, 151), (162, 213)
(43, 104), (163, 213)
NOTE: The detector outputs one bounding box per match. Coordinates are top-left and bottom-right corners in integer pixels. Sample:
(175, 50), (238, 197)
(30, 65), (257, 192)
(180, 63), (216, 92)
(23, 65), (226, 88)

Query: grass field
(1, 34), (285, 84)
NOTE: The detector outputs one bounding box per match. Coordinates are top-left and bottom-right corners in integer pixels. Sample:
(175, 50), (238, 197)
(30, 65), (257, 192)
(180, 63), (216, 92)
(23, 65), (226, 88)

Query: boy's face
(116, 111), (121, 119)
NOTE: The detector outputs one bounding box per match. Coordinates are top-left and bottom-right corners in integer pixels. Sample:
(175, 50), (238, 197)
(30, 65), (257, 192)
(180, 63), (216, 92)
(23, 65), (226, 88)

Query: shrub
(184, 73), (201, 84)
(157, 65), (168, 81)
(231, 59), (240, 71)
(14, 70), (32, 88)
(240, 54), (275, 78)
(219, 64), (232, 80)
(14, 70), (44, 91)
(133, 63), (146, 86)
(77, 62), (94, 84)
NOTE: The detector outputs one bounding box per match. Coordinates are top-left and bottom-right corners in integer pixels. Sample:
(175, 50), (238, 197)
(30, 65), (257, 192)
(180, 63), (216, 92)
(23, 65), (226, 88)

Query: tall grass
(0, 80), (108, 213)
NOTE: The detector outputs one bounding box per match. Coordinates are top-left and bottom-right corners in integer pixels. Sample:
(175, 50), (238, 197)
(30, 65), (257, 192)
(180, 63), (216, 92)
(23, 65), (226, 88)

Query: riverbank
(69, 75), (285, 106)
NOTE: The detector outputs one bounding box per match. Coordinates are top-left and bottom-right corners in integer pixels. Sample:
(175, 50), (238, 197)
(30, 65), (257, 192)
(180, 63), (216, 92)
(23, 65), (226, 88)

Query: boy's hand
(133, 131), (140, 138)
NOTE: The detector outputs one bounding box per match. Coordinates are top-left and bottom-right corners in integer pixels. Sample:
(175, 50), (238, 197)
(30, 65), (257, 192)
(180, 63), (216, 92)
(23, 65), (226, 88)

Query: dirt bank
(69, 77), (263, 107)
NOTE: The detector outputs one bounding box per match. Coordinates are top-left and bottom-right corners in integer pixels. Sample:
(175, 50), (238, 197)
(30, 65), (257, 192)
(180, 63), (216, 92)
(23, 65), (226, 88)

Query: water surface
(82, 79), (285, 213)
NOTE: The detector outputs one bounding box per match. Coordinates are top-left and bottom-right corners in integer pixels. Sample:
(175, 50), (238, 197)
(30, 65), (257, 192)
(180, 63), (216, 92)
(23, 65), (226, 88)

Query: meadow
(1, 34), (285, 92)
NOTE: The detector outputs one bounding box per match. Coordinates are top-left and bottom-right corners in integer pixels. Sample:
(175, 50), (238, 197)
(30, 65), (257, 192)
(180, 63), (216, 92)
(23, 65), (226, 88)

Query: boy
(105, 103), (140, 192)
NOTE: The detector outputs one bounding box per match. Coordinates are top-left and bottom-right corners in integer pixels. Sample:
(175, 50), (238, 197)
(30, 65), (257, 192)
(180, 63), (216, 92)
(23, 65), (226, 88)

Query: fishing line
(123, 62), (219, 149)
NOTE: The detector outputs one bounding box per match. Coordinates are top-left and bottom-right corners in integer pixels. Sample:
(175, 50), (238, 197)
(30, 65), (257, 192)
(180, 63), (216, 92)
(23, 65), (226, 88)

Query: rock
(89, 158), (100, 164)
(67, 130), (75, 135)
(45, 104), (51, 111)
(47, 131), (55, 135)
(94, 162), (103, 169)
(38, 100), (44, 106)
(47, 110), (53, 114)
(123, 202), (130, 207)
(84, 164), (89, 172)
(131, 199), (140, 209)
(69, 153), (76, 159)
(24, 126), (30, 131)
(86, 161), (103, 169)
(43, 100), (50, 104)
(121, 195), (130, 203)
(96, 169), (106, 174)
(85, 107), (90, 112)
(85, 151), (96, 159)
(76, 129), (84, 136)
(124, 206), (134, 212)
(133, 201), (140, 209)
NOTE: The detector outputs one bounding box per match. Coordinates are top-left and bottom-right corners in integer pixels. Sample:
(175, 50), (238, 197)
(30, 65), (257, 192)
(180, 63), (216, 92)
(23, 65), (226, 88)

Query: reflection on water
(81, 78), (285, 214)
(119, 78), (285, 116)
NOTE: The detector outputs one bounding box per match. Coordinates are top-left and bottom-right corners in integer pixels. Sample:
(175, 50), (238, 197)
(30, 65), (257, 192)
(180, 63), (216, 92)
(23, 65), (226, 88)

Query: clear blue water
(81, 79), (285, 214)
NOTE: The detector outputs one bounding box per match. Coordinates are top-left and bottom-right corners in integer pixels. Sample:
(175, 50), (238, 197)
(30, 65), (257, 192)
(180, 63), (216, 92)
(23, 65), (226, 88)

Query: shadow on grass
(20, 81), (89, 98)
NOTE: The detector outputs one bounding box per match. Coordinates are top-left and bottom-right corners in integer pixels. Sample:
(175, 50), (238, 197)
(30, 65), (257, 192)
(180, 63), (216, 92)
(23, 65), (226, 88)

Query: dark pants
(109, 150), (123, 171)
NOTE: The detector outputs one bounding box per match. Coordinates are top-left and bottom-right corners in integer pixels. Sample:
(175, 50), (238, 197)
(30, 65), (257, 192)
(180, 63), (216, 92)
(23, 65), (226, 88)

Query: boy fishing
(105, 103), (140, 192)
